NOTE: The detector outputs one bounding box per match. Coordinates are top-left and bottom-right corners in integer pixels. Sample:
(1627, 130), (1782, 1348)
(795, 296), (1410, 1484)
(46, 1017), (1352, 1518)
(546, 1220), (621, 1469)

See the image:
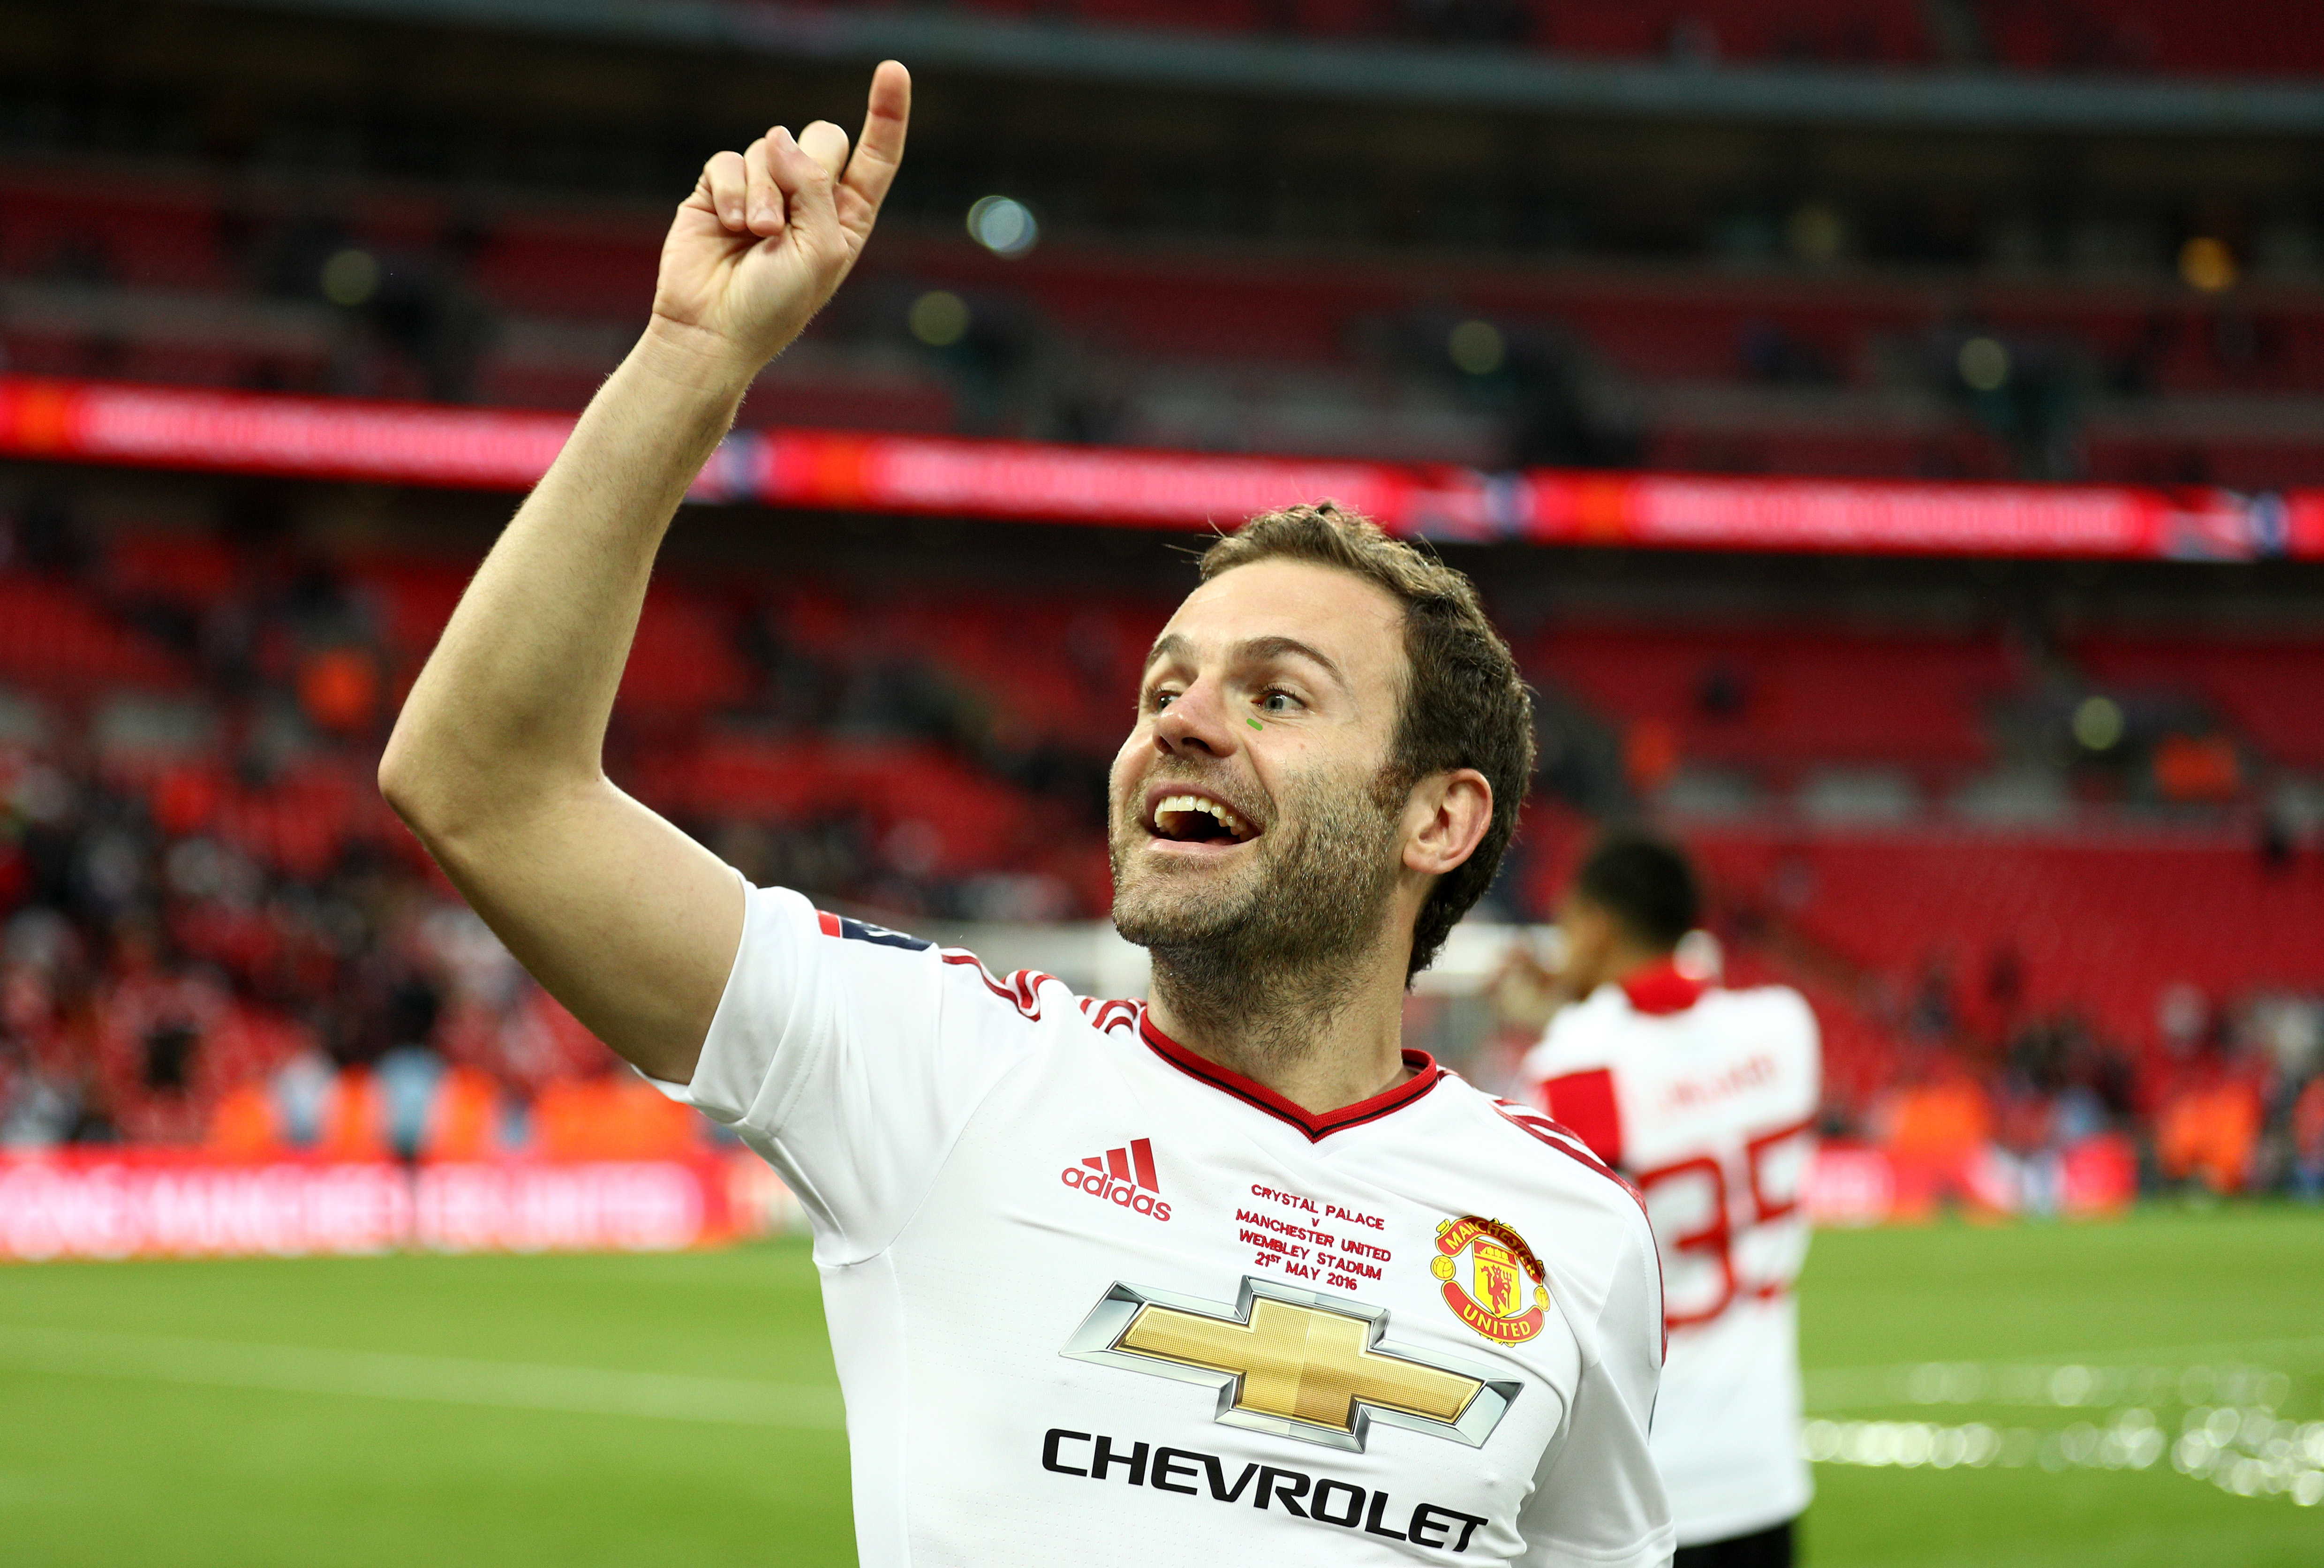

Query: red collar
(1137, 1012), (1443, 1142)
(1619, 959), (1709, 1017)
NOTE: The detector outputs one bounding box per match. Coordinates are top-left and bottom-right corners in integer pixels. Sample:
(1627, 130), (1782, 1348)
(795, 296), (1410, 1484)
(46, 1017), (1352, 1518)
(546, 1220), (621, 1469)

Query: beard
(1110, 759), (1406, 1066)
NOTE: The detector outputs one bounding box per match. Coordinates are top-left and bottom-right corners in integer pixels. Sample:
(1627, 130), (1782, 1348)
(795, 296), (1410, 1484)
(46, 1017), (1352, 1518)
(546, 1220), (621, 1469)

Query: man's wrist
(630, 319), (765, 406)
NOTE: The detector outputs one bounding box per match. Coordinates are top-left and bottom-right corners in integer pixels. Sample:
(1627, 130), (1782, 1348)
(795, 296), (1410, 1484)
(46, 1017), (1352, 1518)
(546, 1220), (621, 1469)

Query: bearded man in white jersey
(381, 61), (1671, 1568)
(1515, 834), (1821, 1568)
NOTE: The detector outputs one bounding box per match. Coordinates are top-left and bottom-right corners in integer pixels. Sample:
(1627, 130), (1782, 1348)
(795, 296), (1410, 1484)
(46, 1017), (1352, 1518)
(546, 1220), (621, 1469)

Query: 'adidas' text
(1062, 1138), (1172, 1222)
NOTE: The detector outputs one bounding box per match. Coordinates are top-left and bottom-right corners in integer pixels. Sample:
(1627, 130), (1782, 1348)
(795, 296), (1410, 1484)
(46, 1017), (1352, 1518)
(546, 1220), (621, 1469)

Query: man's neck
(1144, 937), (1413, 1118)
(1594, 940), (1670, 993)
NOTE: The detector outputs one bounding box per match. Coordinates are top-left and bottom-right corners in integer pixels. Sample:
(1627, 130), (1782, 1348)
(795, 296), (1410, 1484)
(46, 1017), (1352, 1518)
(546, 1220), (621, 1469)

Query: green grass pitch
(0, 1208), (2316, 1566)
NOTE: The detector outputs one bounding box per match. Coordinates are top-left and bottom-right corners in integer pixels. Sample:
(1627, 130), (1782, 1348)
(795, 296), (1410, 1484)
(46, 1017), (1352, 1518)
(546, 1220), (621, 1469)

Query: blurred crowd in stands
(0, 488), (2319, 1201)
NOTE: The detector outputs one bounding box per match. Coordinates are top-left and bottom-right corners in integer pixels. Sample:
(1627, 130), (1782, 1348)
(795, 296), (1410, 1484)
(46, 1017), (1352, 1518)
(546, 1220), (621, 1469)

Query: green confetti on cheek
(1247, 717), (1264, 731)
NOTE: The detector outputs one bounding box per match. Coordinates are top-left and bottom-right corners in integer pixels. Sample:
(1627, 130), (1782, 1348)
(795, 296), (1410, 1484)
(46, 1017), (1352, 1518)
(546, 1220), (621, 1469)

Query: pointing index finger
(836, 60), (911, 241)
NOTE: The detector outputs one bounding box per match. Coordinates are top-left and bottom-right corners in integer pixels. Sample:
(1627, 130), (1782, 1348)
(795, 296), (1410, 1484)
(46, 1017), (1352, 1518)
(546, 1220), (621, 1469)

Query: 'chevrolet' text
(1041, 1429), (1491, 1553)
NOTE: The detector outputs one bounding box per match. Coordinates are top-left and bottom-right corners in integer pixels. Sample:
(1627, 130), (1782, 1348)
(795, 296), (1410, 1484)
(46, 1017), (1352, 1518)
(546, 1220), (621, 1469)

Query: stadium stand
(8, 143), (2324, 484)
(2, 504), (2317, 1191)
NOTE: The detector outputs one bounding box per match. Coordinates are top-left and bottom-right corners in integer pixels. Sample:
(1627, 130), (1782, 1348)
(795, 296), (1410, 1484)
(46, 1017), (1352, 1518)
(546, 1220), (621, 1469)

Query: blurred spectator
(1907, 958), (1958, 1045)
(2157, 982), (2211, 1057)
(1984, 940), (2024, 1018)
(2152, 731), (2242, 804)
(1874, 1058), (1992, 1167)
(2293, 1077), (2324, 1202)
(377, 1044), (443, 1165)
(2154, 1048), (2268, 1195)
(1622, 717), (1681, 797)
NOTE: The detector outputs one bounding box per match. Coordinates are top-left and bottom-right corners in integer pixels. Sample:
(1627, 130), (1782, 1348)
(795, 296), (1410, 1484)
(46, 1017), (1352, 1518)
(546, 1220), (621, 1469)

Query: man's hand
(647, 59), (911, 388)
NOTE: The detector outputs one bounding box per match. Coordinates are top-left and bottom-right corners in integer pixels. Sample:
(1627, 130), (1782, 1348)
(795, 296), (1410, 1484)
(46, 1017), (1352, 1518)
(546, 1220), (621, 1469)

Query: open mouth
(1147, 791), (1260, 846)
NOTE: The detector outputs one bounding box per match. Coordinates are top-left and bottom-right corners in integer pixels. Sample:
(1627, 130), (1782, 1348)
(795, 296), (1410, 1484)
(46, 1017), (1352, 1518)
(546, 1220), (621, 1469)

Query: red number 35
(1633, 1120), (1814, 1330)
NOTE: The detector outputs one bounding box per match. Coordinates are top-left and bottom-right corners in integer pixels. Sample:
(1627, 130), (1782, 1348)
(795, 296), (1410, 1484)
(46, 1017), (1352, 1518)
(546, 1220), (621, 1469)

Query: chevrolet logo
(1061, 1278), (1521, 1452)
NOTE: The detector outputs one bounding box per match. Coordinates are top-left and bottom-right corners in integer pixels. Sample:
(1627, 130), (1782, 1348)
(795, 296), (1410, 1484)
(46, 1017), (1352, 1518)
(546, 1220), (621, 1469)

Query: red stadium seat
(0, 573), (192, 692)
(1523, 624), (2009, 777)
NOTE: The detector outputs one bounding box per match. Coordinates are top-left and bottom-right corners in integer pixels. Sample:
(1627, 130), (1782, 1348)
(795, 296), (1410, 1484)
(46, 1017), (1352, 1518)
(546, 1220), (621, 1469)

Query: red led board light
(1, 376), (2309, 561)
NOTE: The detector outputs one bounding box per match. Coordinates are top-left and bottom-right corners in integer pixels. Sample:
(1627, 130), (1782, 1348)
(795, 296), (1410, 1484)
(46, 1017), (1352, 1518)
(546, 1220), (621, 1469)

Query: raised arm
(378, 63), (911, 1084)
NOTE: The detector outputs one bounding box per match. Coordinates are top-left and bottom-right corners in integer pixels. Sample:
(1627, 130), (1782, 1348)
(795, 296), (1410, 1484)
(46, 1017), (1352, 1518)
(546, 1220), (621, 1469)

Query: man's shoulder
(1548, 980), (1815, 1053)
(1547, 988), (1630, 1041)
(1697, 980), (1815, 1025)
(1429, 1073), (1653, 1232)
(1519, 988), (1629, 1082)
(1690, 982), (1822, 1064)
(777, 893), (1109, 1023)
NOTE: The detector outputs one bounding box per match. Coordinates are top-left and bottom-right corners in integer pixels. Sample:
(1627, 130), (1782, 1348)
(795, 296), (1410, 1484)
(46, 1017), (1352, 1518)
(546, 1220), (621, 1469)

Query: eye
(1259, 687), (1303, 714)
(1147, 686), (1181, 711)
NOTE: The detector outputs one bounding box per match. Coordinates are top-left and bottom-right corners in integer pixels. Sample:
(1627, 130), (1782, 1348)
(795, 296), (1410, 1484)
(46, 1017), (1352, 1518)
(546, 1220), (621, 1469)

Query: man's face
(1555, 890), (1618, 997)
(1108, 559), (1412, 964)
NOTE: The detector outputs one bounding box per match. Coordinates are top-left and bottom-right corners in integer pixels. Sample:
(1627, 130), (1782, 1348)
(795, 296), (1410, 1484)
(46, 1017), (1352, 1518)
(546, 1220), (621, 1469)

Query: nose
(1153, 675), (1237, 759)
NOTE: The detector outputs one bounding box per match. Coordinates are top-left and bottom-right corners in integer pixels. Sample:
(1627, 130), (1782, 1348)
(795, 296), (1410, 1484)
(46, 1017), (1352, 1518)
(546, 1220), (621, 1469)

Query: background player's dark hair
(1572, 829), (1700, 952)
(1200, 502), (1535, 982)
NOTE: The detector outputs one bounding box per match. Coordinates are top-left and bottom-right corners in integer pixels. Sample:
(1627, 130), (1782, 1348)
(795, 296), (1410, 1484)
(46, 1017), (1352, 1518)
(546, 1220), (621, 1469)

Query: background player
(379, 61), (1675, 1566)
(1515, 832), (1821, 1568)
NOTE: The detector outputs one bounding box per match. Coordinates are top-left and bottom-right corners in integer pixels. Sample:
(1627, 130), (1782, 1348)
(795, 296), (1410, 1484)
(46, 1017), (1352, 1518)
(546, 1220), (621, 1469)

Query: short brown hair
(1200, 502), (1535, 980)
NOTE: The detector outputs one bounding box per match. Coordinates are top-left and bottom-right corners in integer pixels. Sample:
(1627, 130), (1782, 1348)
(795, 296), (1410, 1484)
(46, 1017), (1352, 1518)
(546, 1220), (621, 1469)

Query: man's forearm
(380, 329), (752, 836)
(372, 81), (905, 1075)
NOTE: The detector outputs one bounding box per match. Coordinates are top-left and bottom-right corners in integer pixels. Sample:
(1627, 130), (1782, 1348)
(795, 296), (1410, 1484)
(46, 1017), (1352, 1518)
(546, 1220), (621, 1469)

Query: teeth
(1156, 793), (1253, 841)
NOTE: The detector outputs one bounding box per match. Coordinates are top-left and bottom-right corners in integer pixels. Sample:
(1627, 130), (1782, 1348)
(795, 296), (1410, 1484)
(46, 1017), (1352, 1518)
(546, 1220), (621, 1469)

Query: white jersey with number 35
(1516, 965), (1820, 1548)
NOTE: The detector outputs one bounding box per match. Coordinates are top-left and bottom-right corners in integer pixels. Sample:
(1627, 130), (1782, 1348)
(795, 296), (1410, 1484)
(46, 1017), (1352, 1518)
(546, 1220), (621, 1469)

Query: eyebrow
(1142, 631), (1351, 692)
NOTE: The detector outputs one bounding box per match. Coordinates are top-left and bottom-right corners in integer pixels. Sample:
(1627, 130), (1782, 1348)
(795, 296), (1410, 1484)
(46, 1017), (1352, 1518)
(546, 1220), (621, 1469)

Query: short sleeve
(1539, 1068), (1623, 1169)
(656, 876), (1049, 1261)
(1516, 1002), (1620, 1123)
(1516, 1210), (1674, 1568)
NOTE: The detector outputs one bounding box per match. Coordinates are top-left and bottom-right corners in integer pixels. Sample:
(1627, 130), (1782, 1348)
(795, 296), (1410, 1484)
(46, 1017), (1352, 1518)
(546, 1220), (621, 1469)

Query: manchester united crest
(1429, 1215), (1551, 1345)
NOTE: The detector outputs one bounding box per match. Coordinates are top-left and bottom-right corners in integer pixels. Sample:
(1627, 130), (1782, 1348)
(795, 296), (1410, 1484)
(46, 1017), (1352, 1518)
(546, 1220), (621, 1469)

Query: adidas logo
(1060, 1138), (1172, 1222)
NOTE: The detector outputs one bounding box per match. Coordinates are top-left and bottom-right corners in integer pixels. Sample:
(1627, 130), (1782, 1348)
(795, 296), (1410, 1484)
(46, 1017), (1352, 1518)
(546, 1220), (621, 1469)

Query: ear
(1401, 768), (1494, 879)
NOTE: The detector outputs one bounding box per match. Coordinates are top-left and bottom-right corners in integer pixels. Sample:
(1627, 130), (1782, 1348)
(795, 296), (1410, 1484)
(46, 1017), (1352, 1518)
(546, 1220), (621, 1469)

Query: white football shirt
(1515, 965), (1820, 1548)
(659, 879), (1674, 1568)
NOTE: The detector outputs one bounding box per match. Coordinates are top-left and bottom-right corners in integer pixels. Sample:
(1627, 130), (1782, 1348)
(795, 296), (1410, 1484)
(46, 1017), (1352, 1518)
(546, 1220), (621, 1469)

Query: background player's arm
(378, 64), (911, 1085)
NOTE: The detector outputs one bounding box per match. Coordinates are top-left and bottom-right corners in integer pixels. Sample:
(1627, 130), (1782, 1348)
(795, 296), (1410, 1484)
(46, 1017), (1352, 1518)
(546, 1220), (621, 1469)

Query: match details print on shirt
(1234, 1183), (1392, 1291)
